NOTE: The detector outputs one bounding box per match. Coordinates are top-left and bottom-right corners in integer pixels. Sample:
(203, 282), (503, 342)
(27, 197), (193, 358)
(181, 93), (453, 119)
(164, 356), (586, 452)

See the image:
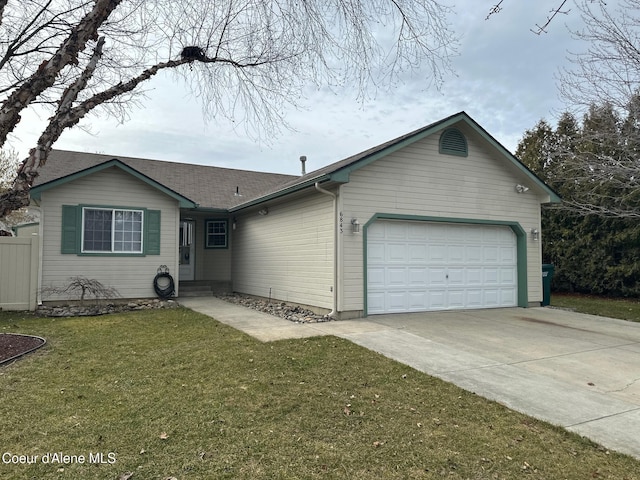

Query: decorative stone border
(37, 298), (178, 317)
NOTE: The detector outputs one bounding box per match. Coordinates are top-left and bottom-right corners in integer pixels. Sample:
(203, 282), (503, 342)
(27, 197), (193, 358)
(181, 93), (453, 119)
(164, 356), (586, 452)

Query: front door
(179, 220), (195, 281)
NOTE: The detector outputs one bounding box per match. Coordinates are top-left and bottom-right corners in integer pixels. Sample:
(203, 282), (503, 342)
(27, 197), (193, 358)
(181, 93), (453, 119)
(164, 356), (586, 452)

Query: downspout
(315, 182), (338, 317)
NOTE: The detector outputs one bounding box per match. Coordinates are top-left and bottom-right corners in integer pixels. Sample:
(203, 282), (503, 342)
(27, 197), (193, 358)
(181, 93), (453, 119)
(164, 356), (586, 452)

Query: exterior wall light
(351, 218), (360, 233)
(531, 228), (539, 241)
(258, 208), (269, 216)
(515, 184), (529, 193)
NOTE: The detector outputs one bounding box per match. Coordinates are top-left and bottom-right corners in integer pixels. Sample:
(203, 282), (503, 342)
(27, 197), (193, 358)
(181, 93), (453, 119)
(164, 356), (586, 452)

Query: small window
(82, 207), (143, 253)
(439, 128), (468, 157)
(205, 219), (228, 248)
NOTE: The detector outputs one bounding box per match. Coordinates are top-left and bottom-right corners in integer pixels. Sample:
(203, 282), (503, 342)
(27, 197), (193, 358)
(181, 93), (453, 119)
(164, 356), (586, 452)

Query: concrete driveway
(341, 307), (640, 459)
(180, 297), (640, 459)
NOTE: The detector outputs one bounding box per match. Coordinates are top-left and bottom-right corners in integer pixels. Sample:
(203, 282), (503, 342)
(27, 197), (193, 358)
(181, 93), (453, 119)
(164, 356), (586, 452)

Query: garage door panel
(483, 268), (500, 284)
(466, 289), (483, 307)
(467, 268), (483, 284)
(367, 220), (518, 314)
(387, 243), (408, 262)
(368, 267), (385, 287)
(368, 243), (385, 262)
(500, 246), (516, 263)
(428, 290), (447, 309)
(408, 267), (427, 286)
(428, 267), (447, 286)
(500, 267), (516, 283)
(386, 222), (408, 239)
(484, 290), (500, 306)
(408, 291), (428, 310)
(448, 268), (465, 285)
(466, 246), (483, 263)
(387, 267), (407, 286)
(387, 291), (408, 311)
(448, 290), (465, 308)
(368, 292), (386, 314)
(501, 288), (517, 305)
(408, 244), (427, 262)
(408, 224), (428, 240)
(448, 245), (465, 263)
(483, 245), (500, 263)
(429, 245), (447, 262)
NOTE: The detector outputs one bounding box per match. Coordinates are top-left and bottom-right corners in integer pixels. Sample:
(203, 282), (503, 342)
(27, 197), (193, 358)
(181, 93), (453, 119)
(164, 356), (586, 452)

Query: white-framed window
(82, 207), (144, 253)
(205, 219), (228, 248)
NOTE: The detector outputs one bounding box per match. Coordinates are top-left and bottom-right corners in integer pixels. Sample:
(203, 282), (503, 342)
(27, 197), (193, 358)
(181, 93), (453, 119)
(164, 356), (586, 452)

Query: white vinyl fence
(0, 234), (39, 311)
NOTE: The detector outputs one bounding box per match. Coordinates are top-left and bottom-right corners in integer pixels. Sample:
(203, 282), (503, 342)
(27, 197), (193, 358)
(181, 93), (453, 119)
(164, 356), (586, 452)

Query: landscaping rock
(37, 299), (178, 317)
(215, 293), (333, 323)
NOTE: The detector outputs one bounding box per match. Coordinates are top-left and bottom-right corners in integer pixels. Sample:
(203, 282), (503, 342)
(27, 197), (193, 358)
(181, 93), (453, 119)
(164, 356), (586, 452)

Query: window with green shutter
(60, 205), (161, 256)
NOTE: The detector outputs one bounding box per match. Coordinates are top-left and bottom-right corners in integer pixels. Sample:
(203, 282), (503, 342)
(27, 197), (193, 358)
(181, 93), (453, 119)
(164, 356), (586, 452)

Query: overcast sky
(8, 1), (599, 176)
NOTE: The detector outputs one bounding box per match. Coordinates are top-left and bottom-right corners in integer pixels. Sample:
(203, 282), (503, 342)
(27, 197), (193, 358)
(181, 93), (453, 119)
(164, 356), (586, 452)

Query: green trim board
(362, 213), (529, 316)
(31, 159), (197, 208)
(61, 204), (161, 256)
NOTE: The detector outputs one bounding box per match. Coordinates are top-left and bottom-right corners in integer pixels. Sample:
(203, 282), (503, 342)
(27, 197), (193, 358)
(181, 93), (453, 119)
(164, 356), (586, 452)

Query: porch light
(351, 218), (360, 234)
(531, 228), (539, 241)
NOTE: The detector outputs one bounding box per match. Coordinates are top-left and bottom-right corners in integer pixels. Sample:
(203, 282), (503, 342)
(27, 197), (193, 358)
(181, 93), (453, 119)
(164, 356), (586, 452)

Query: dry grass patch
(1, 308), (639, 479)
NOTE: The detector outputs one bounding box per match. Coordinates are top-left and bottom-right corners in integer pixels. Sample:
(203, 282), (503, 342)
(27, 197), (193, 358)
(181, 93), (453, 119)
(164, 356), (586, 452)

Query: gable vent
(439, 128), (468, 157)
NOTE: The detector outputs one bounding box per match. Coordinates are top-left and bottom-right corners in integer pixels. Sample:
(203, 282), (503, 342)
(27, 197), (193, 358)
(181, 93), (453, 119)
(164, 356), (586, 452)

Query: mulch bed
(0, 333), (45, 364)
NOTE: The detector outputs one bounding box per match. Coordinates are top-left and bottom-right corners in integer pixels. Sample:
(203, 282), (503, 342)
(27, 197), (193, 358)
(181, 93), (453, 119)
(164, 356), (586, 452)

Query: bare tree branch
(0, 0), (7, 28)
(0, 0), (122, 147)
(486, 0), (607, 34)
(486, 1), (506, 21)
(531, 0), (571, 35)
(0, 0), (458, 218)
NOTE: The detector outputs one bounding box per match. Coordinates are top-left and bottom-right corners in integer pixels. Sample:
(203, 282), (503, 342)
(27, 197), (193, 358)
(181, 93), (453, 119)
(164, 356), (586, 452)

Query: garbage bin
(541, 264), (555, 306)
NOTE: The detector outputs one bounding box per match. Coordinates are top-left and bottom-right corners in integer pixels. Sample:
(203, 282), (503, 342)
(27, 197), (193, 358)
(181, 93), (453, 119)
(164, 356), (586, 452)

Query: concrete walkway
(179, 297), (640, 459)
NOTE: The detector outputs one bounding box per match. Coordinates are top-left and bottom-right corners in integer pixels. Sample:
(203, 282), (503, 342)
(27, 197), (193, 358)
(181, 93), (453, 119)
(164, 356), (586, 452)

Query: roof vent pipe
(300, 155), (307, 175)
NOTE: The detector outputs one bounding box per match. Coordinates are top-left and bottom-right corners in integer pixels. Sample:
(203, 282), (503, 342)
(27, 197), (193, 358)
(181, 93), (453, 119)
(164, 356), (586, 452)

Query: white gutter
(315, 182), (338, 317)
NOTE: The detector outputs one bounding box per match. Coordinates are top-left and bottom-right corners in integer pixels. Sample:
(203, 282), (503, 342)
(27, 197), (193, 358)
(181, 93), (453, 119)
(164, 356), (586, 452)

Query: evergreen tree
(517, 102), (640, 297)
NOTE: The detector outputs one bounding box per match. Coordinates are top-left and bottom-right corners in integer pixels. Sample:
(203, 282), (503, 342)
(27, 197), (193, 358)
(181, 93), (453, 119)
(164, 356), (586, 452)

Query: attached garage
(366, 219), (520, 314)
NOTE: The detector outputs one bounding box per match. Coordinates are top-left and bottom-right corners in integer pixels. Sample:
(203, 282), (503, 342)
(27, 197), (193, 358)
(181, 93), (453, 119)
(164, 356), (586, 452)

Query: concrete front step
(179, 290), (213, 297)
(178, 281), (229, 297)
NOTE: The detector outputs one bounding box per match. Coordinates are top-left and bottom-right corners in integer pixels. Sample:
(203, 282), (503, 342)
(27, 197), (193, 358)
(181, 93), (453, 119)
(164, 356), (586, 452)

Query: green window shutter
(145, 209), (161, 255)
(61, 205), (80, 254)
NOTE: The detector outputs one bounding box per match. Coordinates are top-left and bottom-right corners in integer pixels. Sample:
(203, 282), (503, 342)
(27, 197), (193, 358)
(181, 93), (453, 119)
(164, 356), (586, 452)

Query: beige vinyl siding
(340, 123), (545, 312)
(232, 190), (334, 309)
(40, 167), (179, 300)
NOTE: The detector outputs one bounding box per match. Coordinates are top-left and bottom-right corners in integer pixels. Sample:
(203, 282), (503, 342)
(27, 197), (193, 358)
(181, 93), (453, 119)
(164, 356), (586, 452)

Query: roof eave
(314, 111), (562, 204)
(229, 174), (338, 212)
(30, 159), (198, 208)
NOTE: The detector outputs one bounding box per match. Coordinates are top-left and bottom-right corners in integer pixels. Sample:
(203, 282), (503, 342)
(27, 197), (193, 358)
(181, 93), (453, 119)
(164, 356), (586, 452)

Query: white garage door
(367, 221), (517, 314)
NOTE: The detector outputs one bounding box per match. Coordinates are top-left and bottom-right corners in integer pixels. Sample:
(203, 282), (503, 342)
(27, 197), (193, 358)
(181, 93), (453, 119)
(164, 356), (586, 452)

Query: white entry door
(179, 220), (195, 281)
(367, 221), (518, 314)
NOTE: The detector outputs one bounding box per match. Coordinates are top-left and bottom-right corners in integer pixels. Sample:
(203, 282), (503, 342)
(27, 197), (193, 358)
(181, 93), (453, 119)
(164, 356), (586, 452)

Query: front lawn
(551, 293), (640, 322)
(1, 308), (639, 479)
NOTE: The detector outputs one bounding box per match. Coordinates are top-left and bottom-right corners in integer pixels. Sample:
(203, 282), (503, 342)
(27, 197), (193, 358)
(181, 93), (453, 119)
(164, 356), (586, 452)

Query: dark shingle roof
(34, 150), (297, 209)
(32, 112), (561, 210)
